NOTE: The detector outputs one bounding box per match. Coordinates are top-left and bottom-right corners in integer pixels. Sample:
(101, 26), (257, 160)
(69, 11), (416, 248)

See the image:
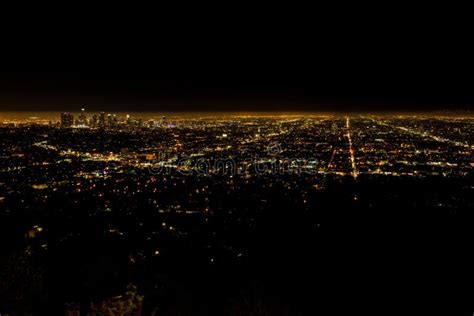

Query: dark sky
(1, 8), (473, 112)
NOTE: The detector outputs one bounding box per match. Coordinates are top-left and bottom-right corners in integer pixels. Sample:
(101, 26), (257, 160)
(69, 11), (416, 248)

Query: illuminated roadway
(346, 117), (358, 179)
(367, 117), (472, 149)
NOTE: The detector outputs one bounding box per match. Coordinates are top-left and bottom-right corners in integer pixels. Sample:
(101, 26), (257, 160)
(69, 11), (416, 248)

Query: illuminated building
(61, 112), (74, 128)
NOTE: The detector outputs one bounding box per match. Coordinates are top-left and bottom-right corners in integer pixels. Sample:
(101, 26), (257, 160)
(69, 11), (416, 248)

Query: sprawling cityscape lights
(0, 110), (473, 314)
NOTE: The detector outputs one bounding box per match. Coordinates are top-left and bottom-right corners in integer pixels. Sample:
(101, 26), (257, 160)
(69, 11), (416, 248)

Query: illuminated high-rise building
(61, 112), (74, 128)
(91, 114), (98, 127)
(99, 112), (106, 127)
(77, 108), (87, 126)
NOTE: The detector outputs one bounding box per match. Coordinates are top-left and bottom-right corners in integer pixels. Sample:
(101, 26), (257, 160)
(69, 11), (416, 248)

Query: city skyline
(1, 105), (473, 314)
(2, 7), (474, 313)
(1, 12), (474, 313)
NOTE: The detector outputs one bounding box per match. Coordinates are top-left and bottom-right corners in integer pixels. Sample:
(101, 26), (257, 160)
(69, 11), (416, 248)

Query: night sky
(1, 10), (473, 113)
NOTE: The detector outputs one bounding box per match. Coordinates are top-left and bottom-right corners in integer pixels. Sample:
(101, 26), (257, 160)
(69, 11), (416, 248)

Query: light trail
(345, 117), (358, 179)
